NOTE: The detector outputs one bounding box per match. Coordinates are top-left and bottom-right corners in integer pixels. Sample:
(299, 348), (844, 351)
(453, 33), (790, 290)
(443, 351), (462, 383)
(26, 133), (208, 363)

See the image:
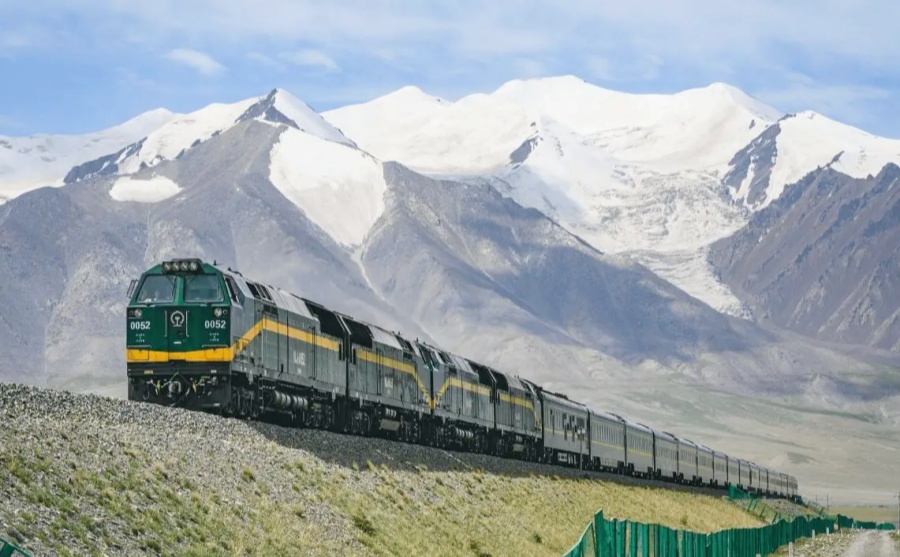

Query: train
(125, 258), (798, 499)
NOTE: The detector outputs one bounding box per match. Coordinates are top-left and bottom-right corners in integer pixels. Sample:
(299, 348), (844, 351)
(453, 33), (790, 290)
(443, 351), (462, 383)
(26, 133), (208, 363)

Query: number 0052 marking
(129, 321), (151, 330)
(204, 320), (228, 329)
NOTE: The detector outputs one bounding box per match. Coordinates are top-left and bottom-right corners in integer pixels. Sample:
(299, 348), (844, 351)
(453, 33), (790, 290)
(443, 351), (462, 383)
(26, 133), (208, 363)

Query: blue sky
(2, 0), (899, 137)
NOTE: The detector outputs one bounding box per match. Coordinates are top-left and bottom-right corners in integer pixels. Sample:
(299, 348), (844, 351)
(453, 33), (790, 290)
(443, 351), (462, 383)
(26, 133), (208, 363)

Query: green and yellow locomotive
(124, 258), (798, 499)
(125, 258), (542, 457)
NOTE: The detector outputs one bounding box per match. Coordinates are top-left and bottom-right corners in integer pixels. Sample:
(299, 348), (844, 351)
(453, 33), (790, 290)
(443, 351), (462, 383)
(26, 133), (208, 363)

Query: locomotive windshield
(136, 275), (176, 303)
(184, 274), (223, 303)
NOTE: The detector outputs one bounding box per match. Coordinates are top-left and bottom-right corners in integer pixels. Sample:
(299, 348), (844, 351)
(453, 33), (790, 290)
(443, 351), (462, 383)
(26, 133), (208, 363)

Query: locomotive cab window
(184, 274), (223, 303)
(136, 275), (176, 303)
(224, 276), (244, 305)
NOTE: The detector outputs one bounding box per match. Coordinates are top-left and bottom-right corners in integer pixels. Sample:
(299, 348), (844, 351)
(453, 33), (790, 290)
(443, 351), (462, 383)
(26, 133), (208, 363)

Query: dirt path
(777, 530), (898, 557)
(842, 531), (899, 557)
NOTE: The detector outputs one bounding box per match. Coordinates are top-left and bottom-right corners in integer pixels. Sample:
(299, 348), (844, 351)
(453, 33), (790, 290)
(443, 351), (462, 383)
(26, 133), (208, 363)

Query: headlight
(189, 261), (199, 271)
(214, 308), (222, 317)
(180, 261), (189, 271)
(134, 308), (142, 318)
(162, 262), (171, 272)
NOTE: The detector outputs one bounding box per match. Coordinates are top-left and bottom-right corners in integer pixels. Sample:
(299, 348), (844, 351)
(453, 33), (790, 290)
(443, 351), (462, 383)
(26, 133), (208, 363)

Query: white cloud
(10, 1), (900, 66)
(756, 81), (892, 129)
(165, 48), (225, 75)
(247, 52), (286, 71)
(281, 49), (339, 72)
(6, 0), (900, 135)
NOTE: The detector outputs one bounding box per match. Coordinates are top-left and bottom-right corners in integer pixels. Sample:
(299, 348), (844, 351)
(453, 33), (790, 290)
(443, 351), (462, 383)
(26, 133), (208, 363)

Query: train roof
(368, 324), (404, 351)
(654, 430), (677, 442)
(219, 269), (321, 321)
(504, 374), (526, 392)
(450, 354), (475, 374)
(541, 390), (589, 411)
(589, 408), (625, 424)
(621, 419), (653, 434)
(672, 435), (699, 449)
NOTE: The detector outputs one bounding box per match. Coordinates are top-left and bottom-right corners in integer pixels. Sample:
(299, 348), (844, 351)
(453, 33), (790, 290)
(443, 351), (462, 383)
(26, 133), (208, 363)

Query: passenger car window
(136, 275), (176, 303)
(184, 274), (223, 302)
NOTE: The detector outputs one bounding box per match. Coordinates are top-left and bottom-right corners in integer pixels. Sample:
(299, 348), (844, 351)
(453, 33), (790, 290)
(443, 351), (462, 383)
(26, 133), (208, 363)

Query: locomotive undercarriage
(136, 377), (790, 496)
(128, 364), (232, 411)
(129, 370), (769, 496)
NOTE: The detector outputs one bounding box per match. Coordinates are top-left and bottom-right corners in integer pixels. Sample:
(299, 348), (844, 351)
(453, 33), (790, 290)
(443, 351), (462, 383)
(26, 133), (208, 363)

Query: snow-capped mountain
(2, 82), (900, 502)
(20, 76), (900, 349)
(0, 109), (175, 202)
(324, 78), (777, 313)
(324, 78), (900, 330)
(725, 111), (900, 210)
(324, 76), (783, 175)
(65, 88), (355, 184)
(488, 77), (782, 172)
(67, 88), (384, 249)
(326, 80), (760, 256)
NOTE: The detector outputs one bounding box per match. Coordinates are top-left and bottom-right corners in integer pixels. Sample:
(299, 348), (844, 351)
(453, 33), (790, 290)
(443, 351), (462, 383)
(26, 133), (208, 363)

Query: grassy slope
(338, 466), (765, 556)
(0, 393), (766, 557)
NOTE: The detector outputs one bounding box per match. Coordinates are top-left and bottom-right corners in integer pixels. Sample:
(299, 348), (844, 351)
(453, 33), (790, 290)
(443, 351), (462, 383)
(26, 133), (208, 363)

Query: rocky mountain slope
(0, 109), (174, 202)
(0, 117), (428, 391)
(709, 164), (900, 351)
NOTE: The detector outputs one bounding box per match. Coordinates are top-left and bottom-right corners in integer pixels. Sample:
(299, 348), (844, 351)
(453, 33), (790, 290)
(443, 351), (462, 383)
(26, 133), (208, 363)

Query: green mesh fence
(560, 503), (900, 557)
(835, 515), (895, 531)
(727, 486), (783, 524)
(563, 510), (839, 557)
(725, 486), (895, 532)
(0, 537), (32, 557)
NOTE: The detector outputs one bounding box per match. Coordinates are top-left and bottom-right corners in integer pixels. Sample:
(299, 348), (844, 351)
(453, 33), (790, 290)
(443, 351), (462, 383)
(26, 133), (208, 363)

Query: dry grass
(2, 415), (767, 557)
(1, 443), (353, 557)
(314, 466), (766, 557)
(831, 505), (899, 525)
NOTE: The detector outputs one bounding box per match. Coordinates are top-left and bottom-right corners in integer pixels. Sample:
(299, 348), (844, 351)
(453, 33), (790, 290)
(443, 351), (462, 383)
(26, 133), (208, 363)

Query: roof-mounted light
(161, 258), (204, 274)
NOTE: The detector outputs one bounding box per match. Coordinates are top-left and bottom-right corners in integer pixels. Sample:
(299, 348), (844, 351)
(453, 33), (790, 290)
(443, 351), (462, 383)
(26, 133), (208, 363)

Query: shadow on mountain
(364, 162), (771, 367)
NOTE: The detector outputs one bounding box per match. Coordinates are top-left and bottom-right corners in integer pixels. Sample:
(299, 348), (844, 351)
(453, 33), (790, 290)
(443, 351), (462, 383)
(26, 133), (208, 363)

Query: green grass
(2, 417), (768, 557)
(311, 465), (765, 556)
(1, 444), (350, 556)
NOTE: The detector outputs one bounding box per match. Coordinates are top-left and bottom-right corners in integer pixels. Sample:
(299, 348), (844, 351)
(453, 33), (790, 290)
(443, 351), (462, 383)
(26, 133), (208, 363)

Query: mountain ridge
(1, 86), (899, 502)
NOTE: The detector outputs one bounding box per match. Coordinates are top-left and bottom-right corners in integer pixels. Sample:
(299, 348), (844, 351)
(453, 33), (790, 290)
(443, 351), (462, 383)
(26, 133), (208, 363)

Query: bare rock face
(709, 164), (900, 352)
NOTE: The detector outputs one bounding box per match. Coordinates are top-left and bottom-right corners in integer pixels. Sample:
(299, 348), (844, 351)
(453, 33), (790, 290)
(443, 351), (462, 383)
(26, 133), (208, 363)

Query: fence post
(595, 510), (605, 557)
